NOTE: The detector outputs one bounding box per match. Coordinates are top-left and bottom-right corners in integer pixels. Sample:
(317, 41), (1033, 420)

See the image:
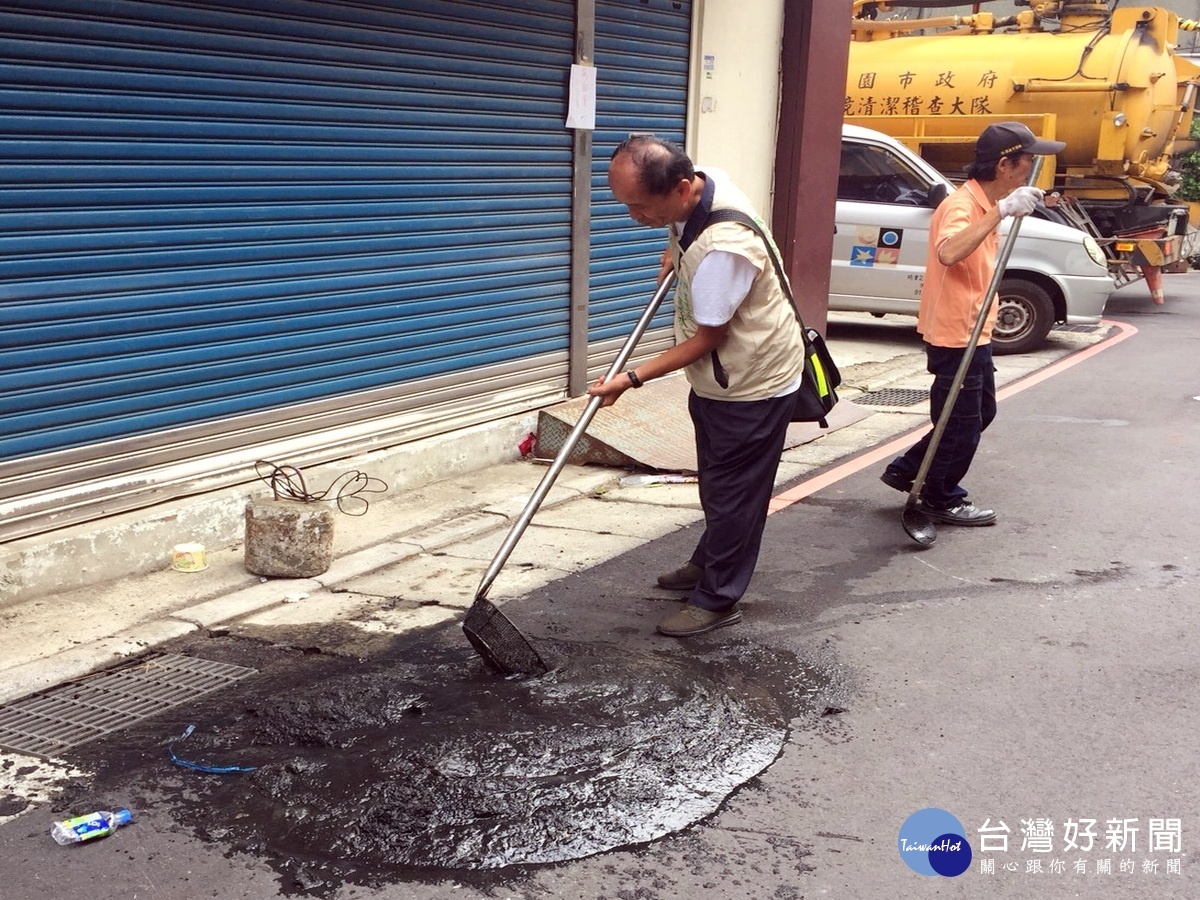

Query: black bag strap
(694, 208), (837, 427)
(697, 208), (809, 333)
(678, 173), (717, 252)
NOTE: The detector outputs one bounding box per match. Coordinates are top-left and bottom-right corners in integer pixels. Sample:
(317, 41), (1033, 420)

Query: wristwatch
(625, 370), (644, 388)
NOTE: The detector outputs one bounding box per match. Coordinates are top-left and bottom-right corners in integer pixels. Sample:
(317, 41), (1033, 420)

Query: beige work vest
(668, 174), (805, 400)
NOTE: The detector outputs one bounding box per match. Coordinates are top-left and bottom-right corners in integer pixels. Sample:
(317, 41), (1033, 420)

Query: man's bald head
(610, 135), (695, 197)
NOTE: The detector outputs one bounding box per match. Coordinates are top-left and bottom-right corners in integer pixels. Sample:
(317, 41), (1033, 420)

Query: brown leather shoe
(657, 603), (742, 637)
(656, 562), (702, 591)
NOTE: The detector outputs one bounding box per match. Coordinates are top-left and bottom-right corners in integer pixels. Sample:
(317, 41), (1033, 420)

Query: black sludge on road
(143, 635), (825, 889)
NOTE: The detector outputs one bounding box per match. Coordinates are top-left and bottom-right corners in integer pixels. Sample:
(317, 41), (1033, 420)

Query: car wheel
(992, 278), (1054, 355)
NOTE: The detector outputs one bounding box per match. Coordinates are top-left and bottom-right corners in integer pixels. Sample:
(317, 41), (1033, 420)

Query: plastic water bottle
(50, 809), (133, 845)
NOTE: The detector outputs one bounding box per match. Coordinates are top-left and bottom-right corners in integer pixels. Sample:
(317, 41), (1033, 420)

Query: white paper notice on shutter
(566, 64), (596, 131)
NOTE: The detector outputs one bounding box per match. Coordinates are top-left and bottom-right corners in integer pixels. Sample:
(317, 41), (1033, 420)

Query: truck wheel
(992, 278), (1054, 355)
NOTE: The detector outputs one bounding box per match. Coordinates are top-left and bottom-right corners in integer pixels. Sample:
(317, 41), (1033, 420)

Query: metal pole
(567, 0), (596, 396)
(475, 272), (676, 601)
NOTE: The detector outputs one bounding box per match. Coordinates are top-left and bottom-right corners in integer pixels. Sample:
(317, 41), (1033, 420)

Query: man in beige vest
(589, 136), (805, 637)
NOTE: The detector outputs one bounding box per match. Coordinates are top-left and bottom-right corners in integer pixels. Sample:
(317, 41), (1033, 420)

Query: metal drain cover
(859, 387), (930, 407)
(0, 654), (257, 759)
(1052, 323), (1107, 334)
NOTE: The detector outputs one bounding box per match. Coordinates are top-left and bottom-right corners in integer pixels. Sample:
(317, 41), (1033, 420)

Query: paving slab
(0, 566), (235, 671)
(598, 481), (703, 509)
(171, 578), (324, 628)
(0, 619), (199, 705)
(236, 588), (460, 637)
(527, 496), (703, 539)
(394, 511), (505, 552)
(234, 586), (379, 626)
(477, 474), (620, 519)
(448, 522), (649, 578)
(313, 540), (425, 584)
(334, 550), (570, 609)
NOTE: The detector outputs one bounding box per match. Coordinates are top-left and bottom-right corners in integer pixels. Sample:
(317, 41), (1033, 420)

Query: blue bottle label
(63, 813), (111, 840)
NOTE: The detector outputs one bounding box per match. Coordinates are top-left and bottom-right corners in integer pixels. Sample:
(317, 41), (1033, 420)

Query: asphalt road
(2, 277), (1197, 899)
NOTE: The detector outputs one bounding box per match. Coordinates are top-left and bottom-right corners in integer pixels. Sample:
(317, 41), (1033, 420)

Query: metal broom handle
(474, 271), (678, 602)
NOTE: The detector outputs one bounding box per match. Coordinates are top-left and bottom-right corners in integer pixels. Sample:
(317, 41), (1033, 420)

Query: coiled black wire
(254, 460), (388, 516)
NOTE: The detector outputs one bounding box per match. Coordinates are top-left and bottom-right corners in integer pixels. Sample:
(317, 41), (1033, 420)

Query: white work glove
(997, 186), (1044, 219)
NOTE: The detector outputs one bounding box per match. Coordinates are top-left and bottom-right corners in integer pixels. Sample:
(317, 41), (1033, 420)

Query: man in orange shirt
(880, 122), (1065, 525)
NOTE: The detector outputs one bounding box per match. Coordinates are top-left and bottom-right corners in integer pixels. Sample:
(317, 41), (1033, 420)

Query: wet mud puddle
(73, 634), (832, 891)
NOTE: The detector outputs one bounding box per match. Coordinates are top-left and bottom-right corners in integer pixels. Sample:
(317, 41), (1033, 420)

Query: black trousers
(687, 389), (796, 612)
(888, 343), (997, 508)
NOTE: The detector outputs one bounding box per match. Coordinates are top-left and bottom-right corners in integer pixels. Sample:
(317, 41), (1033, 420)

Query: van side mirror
(927, 183), (949, 209)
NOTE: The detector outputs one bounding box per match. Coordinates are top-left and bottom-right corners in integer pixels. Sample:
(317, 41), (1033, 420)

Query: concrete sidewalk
(0, 313), (1114, 704)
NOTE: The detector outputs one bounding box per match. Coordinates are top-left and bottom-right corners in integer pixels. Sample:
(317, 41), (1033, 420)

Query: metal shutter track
(586, 0), (692, 377)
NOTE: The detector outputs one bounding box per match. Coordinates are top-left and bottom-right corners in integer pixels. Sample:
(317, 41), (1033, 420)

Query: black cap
(975, 122), (1065, 164)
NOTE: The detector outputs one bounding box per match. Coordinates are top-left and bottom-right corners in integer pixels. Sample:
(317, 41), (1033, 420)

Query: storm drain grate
(0, 654), (257, 759)
(858, 387), (930, 407)
(1052, 323), (1108, 334)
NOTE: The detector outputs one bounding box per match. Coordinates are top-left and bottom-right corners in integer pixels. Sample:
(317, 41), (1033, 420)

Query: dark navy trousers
(686, 388), (796, 613)
(888, 342), (997, 509)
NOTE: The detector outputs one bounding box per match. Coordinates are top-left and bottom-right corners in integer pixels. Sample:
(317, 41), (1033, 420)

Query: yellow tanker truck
(846, 0), (1200, 303)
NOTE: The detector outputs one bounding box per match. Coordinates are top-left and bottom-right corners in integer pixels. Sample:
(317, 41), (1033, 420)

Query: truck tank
(846, 1), (1200, 302)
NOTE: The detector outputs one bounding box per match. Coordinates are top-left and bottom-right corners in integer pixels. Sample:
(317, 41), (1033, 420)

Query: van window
(838, 141), (932, 206)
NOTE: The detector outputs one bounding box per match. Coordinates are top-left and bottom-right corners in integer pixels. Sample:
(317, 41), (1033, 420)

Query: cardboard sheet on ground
(536, 375), (872, 472)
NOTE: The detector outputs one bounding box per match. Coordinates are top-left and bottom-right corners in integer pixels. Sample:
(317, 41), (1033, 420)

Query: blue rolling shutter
(0, 0), (575, 472)
(588, 0), (692, 365)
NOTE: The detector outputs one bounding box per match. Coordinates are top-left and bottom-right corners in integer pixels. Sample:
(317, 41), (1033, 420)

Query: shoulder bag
(698, 209), (841, 427)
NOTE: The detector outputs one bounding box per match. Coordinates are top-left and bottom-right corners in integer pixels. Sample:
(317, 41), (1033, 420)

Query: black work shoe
(918, 501), (997, 526)
(657, 603), (742, 637)
(656, 562), (702, 591)
(880, 469), (914, 493)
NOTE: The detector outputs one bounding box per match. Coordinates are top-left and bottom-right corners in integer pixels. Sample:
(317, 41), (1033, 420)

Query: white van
(831, 125), (1114, 354)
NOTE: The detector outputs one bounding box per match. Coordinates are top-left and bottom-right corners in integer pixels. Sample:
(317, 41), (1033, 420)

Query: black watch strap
(625, 370), (644, 388)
